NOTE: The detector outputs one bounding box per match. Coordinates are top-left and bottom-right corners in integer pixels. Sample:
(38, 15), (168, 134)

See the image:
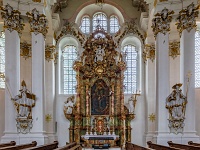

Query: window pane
(93, 13), (107, 32)
(123, 45), (137, 94)
(0, 32), (5, 88)
(62, 45), (77, 94)
(110, 16), (120, 33)
(195, 31), (200, 88)
(80, 16), (90, 34)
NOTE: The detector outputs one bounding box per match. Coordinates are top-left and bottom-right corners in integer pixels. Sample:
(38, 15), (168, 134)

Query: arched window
(80, 16), (90, 34)
(0, 32), (5, 88)
(62, 45), (77, 94)
(93, 13), (107, 31)
(195, 31), (200, 88)
(123, 45), (138, 94)
(110, 16), (120, 34)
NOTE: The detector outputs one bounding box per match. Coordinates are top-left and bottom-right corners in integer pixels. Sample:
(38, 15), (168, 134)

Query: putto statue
(11, 80), (36, 133)
(166, 83), (187, 134)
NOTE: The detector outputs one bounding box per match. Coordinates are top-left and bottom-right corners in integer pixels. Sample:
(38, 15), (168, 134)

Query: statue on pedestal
(11, 80), (36, 134)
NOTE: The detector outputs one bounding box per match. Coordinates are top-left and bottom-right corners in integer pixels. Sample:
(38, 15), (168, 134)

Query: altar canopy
(64, 28), (135, 147)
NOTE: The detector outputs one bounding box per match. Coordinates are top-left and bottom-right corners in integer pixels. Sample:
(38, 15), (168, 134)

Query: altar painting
(91, 79), (109, 115)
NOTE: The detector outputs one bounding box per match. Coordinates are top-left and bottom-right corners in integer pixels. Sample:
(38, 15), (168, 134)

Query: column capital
(176, 3), (199, 36)
(26, 8), (48, 37)
(0, 4), (24, 36)
(152, 7), (174, 37)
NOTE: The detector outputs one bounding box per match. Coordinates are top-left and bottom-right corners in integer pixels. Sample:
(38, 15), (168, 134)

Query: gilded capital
(0, 4), (24, 35)
(45, 45), (56, 62)
(20, 42), (31, 59)
(176, 3), (199, 35)
(169, 41), (180, 59)
(26, 8), (48, 37)
(152, 7), (174, 37)
(143, 44), (155, 62)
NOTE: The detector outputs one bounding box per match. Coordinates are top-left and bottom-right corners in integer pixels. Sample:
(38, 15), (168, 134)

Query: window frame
(195, 30), (200, 88)
(122, 44), (138, 94)
(61, 45), (78, 94)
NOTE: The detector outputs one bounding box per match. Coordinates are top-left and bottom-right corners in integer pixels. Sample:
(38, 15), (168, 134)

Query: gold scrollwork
(45, 45), (56, 62)
(0, 4), (24, 35)
(169, 41), (180, 59)
(56, 22), (85, 46)
(152, 7), (174, 37)
(116, 19), (145, 45)
(176, 3), (199, 36)
(26, 8), (48, 37)
(20, 42), (31, 59)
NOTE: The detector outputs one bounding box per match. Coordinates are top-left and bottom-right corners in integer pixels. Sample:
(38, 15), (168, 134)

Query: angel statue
(11, 80), (36, 119)
(64, 95), (75, 114)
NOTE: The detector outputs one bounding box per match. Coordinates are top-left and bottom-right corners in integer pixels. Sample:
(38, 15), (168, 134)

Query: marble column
(45, 45), (56, 143)
(144, 45), (156, 143)
(26, 8), (49, 145)
(0, 4), (23, 144)
(151, 8), (174, 145)
(176, 2), (199, 143)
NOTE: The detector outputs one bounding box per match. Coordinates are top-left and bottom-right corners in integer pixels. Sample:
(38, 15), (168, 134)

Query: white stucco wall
(0, 89), (5, 142)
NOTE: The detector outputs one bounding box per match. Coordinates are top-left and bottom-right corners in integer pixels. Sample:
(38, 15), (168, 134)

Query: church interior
(1, 0), (200, 149)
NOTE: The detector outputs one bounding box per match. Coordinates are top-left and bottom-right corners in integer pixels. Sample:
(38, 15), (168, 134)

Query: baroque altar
(64, 28), (135, 148)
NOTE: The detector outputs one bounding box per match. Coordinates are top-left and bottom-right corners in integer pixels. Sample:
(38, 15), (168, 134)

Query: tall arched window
(195, 31), (200, 88)
(110, 16), (120, 34)
(93, 13), (107, 31)
(62, 45), (77, 94)
(123, 45), (138, 94)
(80, 16), (90, 34)
(0, 32), (5, 88)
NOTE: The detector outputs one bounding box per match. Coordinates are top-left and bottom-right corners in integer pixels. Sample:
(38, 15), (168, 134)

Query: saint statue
(94, 45), (105, 62)
(64, 95), (75, 114)
(12, 80), (36, 119)
(166, 83), (187, 120)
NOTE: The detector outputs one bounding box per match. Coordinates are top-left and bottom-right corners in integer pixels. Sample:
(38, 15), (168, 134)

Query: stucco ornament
(176, 3), (199, 35)
(152, 7), (174, 37)
(143, 44), (155, 62)
(0, 4), (24, 35)
(26, 8), (48, 37)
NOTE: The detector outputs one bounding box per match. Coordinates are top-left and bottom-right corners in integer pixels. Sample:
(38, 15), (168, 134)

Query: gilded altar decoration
(32, 0), (41, 2)
(143, 44), (155, 62)
(152, 7), (174, 37)
(166, 83), (187, 134)
(169, 41), (180, 59)
(45, 45), (56, 62)
(0, 4), (24, 35)
(11, 80), (36, 134)
(26, 8), (48, 37)
(63, 26), (132, 148)
(116, 19), (145, 45)
(20, 42), (31, 59)
(176, 3), (199, 35)
(148, 113), (156, 122)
